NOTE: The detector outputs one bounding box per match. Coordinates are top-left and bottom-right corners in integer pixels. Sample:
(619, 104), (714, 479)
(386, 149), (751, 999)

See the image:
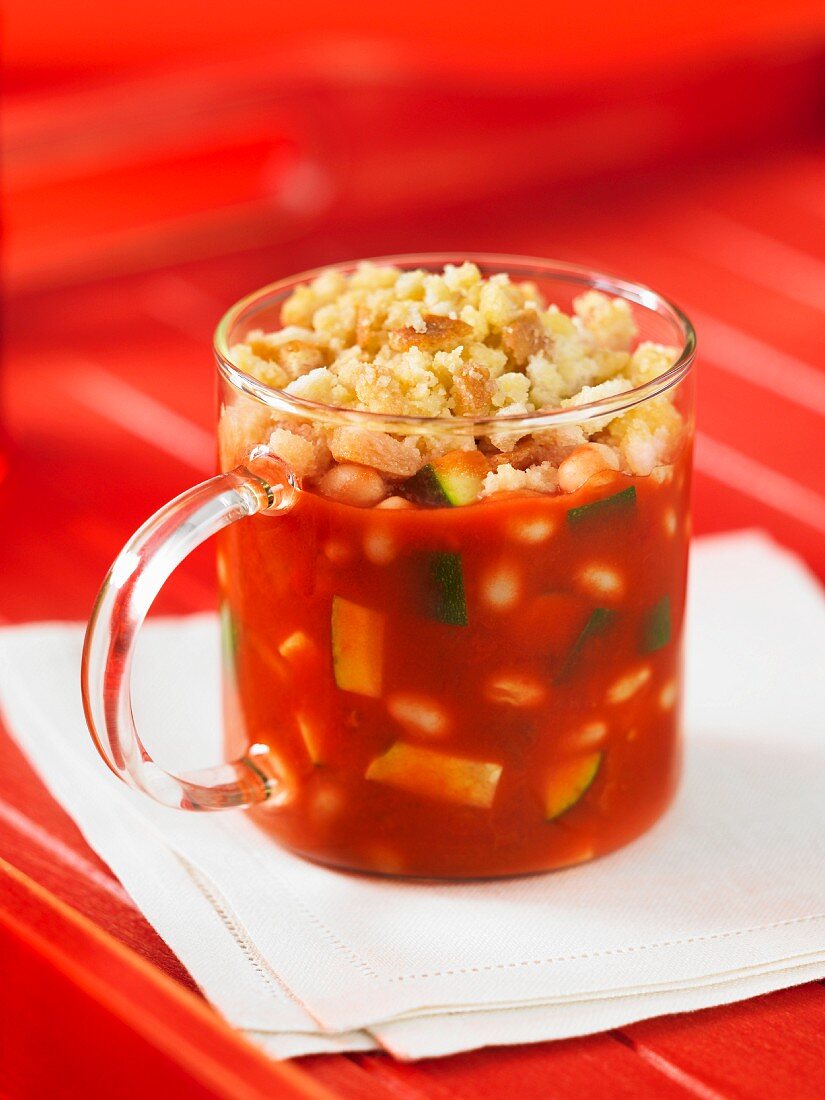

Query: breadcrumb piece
(487, 403), (534, 451)
(631, 342), (680, 385)
(388, 314), (472, 353)
(451, 362), (496, 416)
(573, 290), (637, 351)
(524, 462), (560, 494)
(334, 347), (449, 417)
(541, 305), (577, 337)
(268, 426), (330, 479)
(414, 433), (477, 463)
(607, 399), (683, 475)
(468, 342), (508, 379)
(478, 275), (524, 329)
(552, 336), (622, 398)
(442, 261), (483, 293)
(218, 401), (276, 468)
(526, 352), (565, 408)
(349, 261), (401, 289)
(488, 436), (549, 470)
(284, 366), (354, 407)
(329, 427), (423, 477)
(501, 310), (549, 367)
(561, 378), (632, 436)
(481, 461), (558, 497)
(492, 372), (532, 409)
(530, 422), (589, 463)
(230, 341), (289, 389)
(280, 270), (349, 327)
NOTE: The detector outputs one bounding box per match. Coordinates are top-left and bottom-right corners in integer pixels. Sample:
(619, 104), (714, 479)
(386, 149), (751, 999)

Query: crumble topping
(222, 262), (686, 502)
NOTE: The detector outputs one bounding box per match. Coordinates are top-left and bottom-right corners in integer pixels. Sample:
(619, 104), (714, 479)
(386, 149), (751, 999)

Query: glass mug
(82, 256), (695, 878)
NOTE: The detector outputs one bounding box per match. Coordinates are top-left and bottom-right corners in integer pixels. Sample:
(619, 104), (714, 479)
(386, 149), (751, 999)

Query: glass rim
(213, 253), (696, 435)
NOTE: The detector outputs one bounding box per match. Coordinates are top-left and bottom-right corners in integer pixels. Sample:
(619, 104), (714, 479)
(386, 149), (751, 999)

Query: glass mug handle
(81, 450), (297, 811)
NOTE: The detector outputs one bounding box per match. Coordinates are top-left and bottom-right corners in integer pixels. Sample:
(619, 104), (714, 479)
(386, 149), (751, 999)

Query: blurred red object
(6, 0), (825, 83)
(4, 4), (825, 292)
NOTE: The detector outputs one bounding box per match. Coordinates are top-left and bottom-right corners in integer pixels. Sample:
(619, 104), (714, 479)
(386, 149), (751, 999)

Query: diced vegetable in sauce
(296, 713), (324, 765)
(331, 596), (384, 697)
(220, 602), (238, 662)
(366, 742), (502, 809)
(428, 552), (469, 626)
(522, 593), (590, 657)
(545, 753), (602, 820)
(407, 451), (490, 508)
(556, 607), (616, 681)
(567, 486), (636, 526)
(642, 595), (672, 653)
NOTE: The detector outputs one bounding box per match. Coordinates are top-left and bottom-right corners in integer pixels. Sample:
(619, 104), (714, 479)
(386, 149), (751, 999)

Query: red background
(2, 2), (824, 1096)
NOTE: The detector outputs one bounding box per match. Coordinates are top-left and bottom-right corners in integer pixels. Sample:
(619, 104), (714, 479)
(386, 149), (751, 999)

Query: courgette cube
(407, 450), (489, 508)
(429, 552), (469, 626)
(366, 741), (502, 809)
(545, 752), (602, 820)
(642, 595), (672, 653)
(555, 607), (615, 681)
(331, 596), (384, 697)
(567, 486), (636, 526)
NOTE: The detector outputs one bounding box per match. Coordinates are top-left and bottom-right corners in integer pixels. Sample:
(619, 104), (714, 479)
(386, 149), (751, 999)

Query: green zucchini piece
(366, 742), (502, 809)
(642, 595), (672, 653)
(331, 596), (384, 697)
(406, 450), (489, 507)
(555, 607), (615, 681)
(429, 552), (469, 626)
(567, 485), (636, 526)
(545, 752), (602, 820)
(404, 466), (450, 507)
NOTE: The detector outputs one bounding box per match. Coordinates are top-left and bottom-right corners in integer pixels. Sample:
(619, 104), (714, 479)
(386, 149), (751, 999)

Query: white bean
(318, 462), (387, 507)
(363, 529), (397, 564)
(387, 693), (449, 737)
(607, 665), (652, 704)
(482, 563), (522, 610)
(577, 563), (625, 600)
(485, 673), (546, 707)
(558, 444), (620, 494)
(507, 515), (557, 544)
(660, 679), (678, 711)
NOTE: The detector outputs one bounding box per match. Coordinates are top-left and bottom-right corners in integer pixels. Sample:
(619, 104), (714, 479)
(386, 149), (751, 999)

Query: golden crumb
(222, 262), (688, 495)
(501, 310), (550, 367)
(451, 362), (496, 416)
(388, 314), (473, 353)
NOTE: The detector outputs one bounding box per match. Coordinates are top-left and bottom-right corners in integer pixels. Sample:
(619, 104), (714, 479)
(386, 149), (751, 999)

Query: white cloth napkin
(1, 530), (823, 1061)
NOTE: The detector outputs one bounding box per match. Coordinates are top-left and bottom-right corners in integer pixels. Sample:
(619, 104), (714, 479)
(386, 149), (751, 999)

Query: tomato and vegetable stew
(216, 257), (694, 877)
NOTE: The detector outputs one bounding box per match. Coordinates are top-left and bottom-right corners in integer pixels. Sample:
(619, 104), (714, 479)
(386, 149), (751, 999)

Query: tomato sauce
(219, 449), (691, 878)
